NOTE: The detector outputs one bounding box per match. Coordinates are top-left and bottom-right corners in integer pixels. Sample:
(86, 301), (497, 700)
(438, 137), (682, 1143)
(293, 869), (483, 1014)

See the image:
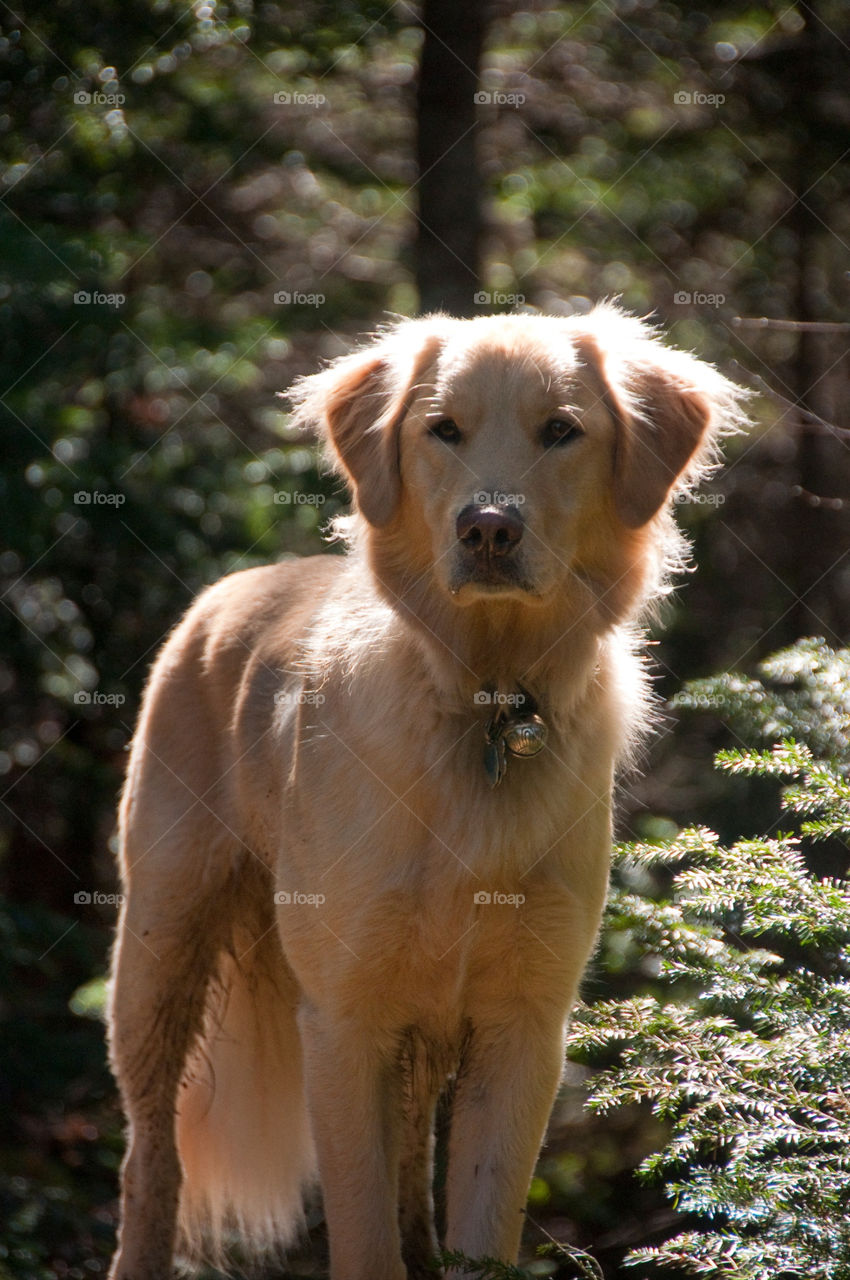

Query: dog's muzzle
(450, 503), (535, 595)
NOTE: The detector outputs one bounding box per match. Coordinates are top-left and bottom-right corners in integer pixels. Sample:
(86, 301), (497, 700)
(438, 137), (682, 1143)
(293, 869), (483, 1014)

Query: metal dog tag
(483, 701), (548, 787)
(503, 714), (548, 757)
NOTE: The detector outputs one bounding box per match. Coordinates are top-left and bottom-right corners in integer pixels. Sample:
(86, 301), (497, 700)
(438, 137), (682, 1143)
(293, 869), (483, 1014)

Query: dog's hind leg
(107, 841), (230, 1280)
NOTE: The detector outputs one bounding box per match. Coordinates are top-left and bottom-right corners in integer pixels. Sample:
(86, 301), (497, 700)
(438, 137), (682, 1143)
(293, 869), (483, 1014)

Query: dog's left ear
(289, 326), (443, 526)
(612, 364), (717, 528)
(577, 313), (747, 528)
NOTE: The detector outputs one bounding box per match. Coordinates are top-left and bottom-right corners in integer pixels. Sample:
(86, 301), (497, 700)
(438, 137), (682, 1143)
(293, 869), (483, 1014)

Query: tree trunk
(414, 0), (488, 315)
(787, 1), (850, 640)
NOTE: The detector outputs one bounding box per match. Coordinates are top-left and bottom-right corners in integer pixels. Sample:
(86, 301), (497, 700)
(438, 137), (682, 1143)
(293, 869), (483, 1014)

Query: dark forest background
(1, 1), (849, 1276)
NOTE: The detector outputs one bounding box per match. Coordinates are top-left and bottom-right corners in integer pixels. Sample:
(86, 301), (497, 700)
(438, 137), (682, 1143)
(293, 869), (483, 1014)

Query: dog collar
(481, 686), (548, 787)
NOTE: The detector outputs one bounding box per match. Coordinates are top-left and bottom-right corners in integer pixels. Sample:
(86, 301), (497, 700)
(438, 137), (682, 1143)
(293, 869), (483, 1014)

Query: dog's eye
(541, 416), (584, 449)
(429, 418), (462, 444)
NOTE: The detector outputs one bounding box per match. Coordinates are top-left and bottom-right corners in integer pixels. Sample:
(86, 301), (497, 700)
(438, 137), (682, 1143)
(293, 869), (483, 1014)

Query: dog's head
(289, 306), (747, 617)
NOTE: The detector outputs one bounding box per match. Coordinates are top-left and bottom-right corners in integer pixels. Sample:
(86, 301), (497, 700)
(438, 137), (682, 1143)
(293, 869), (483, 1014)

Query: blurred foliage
(675, 637), (850, 765)
(1, 0), (849, 1276)
(0, 903), (119, 1279)
(570, 641), (850, 1277)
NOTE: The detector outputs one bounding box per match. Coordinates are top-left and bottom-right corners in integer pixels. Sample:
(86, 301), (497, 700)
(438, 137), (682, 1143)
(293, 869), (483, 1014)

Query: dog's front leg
(443, 1011), (567, 1267)
(299, 1003), (406, 1280)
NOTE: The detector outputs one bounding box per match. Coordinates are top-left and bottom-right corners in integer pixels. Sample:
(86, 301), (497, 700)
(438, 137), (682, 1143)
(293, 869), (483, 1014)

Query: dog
(107, 305), (747, 1280)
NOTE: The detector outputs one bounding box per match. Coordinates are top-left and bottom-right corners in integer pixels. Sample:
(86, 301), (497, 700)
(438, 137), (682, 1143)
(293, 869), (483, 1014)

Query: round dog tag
(503, 714), (548, 757)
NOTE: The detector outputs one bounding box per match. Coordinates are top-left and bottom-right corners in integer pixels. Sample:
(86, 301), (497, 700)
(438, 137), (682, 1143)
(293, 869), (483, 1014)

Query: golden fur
(107, 306), (747, 1280)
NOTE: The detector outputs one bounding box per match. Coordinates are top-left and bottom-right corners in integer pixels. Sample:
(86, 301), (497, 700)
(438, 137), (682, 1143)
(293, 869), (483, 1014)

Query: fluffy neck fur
(336, 509), (668, 732)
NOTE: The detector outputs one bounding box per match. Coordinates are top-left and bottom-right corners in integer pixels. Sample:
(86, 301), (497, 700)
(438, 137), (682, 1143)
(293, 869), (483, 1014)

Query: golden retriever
(107, 305), (746, 1280)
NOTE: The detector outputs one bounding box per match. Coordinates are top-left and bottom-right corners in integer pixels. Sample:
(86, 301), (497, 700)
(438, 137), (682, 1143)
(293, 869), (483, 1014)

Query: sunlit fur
(108, 306), (749, 1280)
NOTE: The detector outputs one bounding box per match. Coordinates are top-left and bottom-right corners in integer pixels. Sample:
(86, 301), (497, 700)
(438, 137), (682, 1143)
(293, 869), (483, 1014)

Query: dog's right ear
(289, 326), (444, 527)
(573, 307), (749, 528)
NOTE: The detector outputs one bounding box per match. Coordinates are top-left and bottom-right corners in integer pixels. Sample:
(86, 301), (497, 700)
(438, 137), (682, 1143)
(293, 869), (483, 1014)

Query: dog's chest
(292, 693), (610, 865)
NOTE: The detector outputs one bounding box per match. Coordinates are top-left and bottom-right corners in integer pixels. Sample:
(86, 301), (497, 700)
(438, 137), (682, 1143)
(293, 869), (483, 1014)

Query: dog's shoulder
(140, 556), (346, 696)
(190, 555), (343, 639)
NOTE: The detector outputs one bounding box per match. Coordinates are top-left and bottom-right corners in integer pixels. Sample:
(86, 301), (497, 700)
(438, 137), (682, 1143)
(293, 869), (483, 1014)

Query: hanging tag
(484, 731), (507, 787)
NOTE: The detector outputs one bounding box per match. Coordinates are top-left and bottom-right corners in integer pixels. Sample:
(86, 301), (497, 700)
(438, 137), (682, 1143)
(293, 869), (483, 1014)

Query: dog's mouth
(448, 559), (541, 601)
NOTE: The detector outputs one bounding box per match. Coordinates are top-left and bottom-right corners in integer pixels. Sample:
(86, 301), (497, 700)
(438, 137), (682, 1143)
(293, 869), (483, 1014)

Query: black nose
(456, 504), (524, 557)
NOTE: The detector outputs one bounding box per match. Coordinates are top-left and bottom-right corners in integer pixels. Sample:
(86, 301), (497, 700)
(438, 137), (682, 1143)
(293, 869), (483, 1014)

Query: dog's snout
(456, 504), (524, 557)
